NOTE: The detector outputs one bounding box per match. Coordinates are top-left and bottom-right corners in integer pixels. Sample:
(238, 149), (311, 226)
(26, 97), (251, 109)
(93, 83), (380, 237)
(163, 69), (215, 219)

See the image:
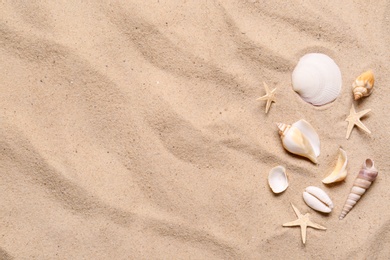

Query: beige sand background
(1, 1), (390, 259)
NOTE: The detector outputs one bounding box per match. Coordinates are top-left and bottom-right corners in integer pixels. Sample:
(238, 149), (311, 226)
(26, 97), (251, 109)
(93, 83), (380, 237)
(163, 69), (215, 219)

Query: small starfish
(256, 82), (276, 114)
(282, 203), (326, 244)
(345, 104), (371, 139)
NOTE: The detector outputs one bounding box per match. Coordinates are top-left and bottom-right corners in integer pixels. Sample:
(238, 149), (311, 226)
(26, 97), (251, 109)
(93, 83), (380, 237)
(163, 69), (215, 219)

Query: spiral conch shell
(322, 148), (348, 184)
(339, 158), (378, 220)
(352, 70), (374, 100)
(292, 53), (342, 106)
(277, 119), (320, 163)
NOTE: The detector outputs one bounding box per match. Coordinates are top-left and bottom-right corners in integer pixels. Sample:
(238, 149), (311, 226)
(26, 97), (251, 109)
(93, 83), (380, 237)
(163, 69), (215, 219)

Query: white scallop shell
(322, 148), (348, 184)
(292, 53), (342, 106)
(268, 166), (288, 194)
(303, 186), (334, 213)
(277, 119), (320, 163)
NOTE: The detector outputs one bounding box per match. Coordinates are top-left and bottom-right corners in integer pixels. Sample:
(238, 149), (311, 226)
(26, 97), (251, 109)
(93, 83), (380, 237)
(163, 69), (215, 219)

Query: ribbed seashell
(352, 70), (375, 100)
(292, 53), (342, 106)
(322, 148), (348, 184)
(277, 119), (320, 163)
(268, 166), (288, 194)
(339, 159), (378, 220)
(303, 186), (334, 213)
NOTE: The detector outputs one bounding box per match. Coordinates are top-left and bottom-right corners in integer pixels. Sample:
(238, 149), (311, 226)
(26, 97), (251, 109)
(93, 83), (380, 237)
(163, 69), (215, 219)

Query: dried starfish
(283, 203), (326, 244)
(345, 104), (371, 139)
(256, 82), (276, 114)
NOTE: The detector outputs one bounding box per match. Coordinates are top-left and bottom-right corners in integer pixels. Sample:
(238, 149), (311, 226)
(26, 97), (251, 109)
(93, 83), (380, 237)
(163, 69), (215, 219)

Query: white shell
(268, 166), (288, 194)
(277, 119), (320, 163)
(322, 148), (348, 184)
(292, 53), (342, 106)
(303, 186), (334, 213)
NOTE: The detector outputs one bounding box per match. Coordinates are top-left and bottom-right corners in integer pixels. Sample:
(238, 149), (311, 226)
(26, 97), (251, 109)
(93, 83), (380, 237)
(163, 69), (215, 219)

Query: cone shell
(292, 53), (342, 106)
(268, 166), (288, 194)
(303, 186), (334, 213)
(352, 70), (374, 100)
(339, 159), (378, 220)
(322, 148), (348, 184)
(277, 119), (320, 163)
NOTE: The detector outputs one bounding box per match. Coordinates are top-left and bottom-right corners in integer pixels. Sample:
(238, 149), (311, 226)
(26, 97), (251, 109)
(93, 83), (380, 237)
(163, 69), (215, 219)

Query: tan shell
(339, 159), (378, 220)
(322, 148), (348, 184)
(352, 70), (374, 100)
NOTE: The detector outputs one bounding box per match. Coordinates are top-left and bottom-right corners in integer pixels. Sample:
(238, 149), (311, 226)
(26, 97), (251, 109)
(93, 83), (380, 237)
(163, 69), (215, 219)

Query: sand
(1, 1), (390, 259)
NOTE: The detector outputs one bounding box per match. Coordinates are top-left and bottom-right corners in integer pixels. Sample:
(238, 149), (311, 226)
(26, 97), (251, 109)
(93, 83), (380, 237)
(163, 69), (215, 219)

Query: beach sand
(1, 1), (390, 259)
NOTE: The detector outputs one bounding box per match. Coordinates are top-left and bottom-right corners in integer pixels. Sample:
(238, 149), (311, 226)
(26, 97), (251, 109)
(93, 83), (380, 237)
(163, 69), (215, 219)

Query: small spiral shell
(339, 159), (378, 220)
(352, 70), (375, 100)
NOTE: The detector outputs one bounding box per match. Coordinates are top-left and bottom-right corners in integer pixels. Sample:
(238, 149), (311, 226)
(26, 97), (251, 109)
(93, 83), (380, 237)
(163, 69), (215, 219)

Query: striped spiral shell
(339, 158), (378, 220)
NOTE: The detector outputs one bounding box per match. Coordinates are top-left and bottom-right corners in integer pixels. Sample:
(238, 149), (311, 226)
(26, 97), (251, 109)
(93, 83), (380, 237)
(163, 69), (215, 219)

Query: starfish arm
(355, 120), (371, 134)
(356, 109), (371, 118)
(350, 105), (356, 114)
(256, 95), (269, 101)
(301, 224), (307, 244)
(306, 220), (327, 230)
(269, 89), (276, 102)
(283, 219), (302, 227)
(291, 203), (303, 218)
(265, 100), (271, 113)
(345, 121), (354, 139)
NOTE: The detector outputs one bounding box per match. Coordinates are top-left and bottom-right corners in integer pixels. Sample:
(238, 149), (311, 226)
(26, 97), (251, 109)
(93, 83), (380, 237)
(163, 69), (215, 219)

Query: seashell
(292, 53), (342, 106)
(339, 159), (378, 220)
(303, 186), (334, 213)
(322, 148), (348, 184)
(352, 70), (375, 100)
(268, 166), (288, 194)
(277, 119), (320, 163)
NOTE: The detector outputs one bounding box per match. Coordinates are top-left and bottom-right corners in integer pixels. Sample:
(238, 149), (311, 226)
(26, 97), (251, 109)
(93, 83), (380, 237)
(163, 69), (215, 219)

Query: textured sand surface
(1, 1), (390, 259)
